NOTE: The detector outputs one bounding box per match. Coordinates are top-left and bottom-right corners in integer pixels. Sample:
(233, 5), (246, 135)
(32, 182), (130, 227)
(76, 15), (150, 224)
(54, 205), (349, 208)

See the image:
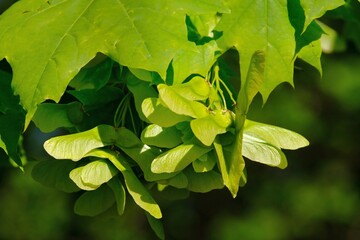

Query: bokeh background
(1, 1), (360, 240)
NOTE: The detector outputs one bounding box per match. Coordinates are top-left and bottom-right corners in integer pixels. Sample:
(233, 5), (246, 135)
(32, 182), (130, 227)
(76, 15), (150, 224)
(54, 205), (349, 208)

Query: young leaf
(158, 84), (209, 119)
(74, 184), (115, 217)
(242, 134), (288, 169)
(142, 98), (191, 127)
(244, 120), (309, 150)
(192, 151), (217, 173)
(171, 76), (211, 101)
(190, 109), (232, 146)
(86, 149), (162, 219)
(151, 144), (211, 173)
(33, 102), (83, 133)
(107, 177), (126, 216)
(31, 160), (80, 193)
(184, 168), (224, 193)
(80, 159), (118, 188)
(44, 125), (117, 161)
(70, 166), (98, 191)
(172, 41), (219, 84)
(213, 137), (244, 198)
(141, 124), (183, 148)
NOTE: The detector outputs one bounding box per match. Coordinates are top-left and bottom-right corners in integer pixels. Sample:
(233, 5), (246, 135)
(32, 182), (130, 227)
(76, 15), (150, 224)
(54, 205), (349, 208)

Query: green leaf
(31, 160), (80, 193)
(184, 168), (224, 193)
(237, 51), (265, 114)
(80, 159), (118, 189)
(74, 184), (115, 217)
(213, 137), (244, 198)
(142, 97), (191, 127)
(157, 172), (188, 189)
(68, 86), (123, 108)
(69, 56), (113, 90)
(141, 124), (182, 148)
(242, 134), (288, 169)
(151, 144), (211, 173)
(126, 74), (158, 122)
(158, 84), (209, 119)
(244, 120), (309, 150)
(70, 166), (98, 191)
(189, 14), (221, 37)
(300, 0), (345, 31)
(44, 125), (117, 161)
(44, 125), (141, 161)
(215, 51), (265, 197)
(167, 0), (230, 15)
(0, 0), (203, 125)
(190, 109), (232, 146)
(107, 177), (126, 216)
(33, 102), (83, 133)
(297, 39), (322, 74)
(172, 41), (219, 84)
(86, 149), (162, 219)
(192, 151), (217, 173)
(165, 76), (211, 101)
(216, 0), (295, 101)
(145, 212), (165, 240)
(0, 70), (26, 166)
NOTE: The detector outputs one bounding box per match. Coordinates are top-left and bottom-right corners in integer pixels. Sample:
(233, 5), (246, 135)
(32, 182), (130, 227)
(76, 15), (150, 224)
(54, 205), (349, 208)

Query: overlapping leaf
(0, 0), (229, 126)
(0, 70), (25, 166)
(215, 0), (295, 101)
(300, 0), (345, 31)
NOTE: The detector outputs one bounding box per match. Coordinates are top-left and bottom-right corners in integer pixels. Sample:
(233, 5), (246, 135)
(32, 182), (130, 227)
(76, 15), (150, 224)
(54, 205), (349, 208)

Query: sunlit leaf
(216, 0), (295, 101)
(158, 84), (209, 118)
(86, 149), (162, 219)
(80, 159), (118, 188)
(142, 98), (191, 127)
(190, 109), (232, 146)
(70, 166), (98, 191)
(44, 125), (140, 161)
(172, 42), (219, 84)
(192, 151), (216, 173)
(244, 120), (309, 150)
(141, 124), (182, 148)
(0, 0), (211, 125)
(44, 125), (117, 161)
(300, 0), (345, 31)
(242, 134), (288, 169)
(152, 144), (211, 173)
